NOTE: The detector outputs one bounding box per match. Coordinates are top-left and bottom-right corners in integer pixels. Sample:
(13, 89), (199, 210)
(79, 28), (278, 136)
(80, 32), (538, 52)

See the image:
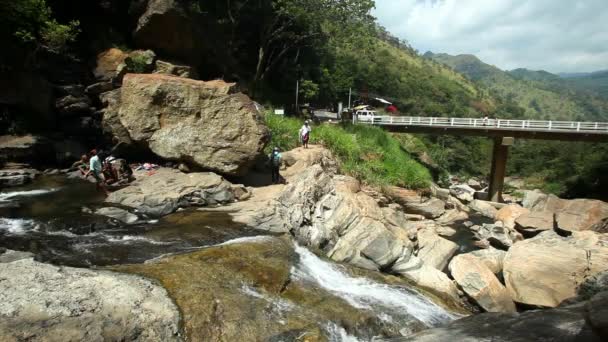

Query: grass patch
(265, 113), (431, 189)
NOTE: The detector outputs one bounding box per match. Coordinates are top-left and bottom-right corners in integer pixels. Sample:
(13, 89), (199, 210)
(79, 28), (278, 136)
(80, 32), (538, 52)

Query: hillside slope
(424, 52), (608, 121)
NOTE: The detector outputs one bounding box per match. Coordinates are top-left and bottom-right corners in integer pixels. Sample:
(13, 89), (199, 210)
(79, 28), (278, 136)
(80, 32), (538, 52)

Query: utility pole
(295, 80), (299, 114)
(348, 88), (352, 109)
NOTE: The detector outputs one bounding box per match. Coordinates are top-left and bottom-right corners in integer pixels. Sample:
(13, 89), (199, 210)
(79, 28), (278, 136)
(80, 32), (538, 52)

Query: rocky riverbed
(2, 144), (607, 341)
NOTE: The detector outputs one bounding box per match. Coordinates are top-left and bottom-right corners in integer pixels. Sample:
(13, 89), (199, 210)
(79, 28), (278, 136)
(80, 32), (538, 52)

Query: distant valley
(424, 52), (608, 121)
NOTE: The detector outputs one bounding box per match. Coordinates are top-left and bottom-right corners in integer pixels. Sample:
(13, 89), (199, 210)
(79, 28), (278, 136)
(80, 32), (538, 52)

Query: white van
(355, 110), (378, 122)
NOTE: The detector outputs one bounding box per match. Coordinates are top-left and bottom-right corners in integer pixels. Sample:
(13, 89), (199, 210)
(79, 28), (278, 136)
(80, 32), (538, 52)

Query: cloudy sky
(373, 0), (608, 73)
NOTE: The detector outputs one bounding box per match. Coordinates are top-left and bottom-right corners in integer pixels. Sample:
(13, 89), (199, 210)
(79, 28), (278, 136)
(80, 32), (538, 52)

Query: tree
(299, 79), (319, 101)
(1, 0), (80, 52)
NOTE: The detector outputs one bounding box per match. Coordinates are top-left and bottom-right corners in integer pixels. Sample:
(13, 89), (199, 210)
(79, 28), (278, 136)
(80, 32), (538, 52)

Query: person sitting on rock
(269, 147), (282, 184)
(70, 154), (89, 175)
(299, 120), (312, 149)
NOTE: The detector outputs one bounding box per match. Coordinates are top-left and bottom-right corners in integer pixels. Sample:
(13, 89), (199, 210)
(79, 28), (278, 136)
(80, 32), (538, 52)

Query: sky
(373, 0), (608, 73)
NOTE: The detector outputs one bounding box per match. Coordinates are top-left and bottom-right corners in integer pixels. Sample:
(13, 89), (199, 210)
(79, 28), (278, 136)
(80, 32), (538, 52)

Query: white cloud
(373, 0), (608, 73)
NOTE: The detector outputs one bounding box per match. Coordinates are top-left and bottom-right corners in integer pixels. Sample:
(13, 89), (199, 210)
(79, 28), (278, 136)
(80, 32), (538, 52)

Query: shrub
(264, 113), (431, 189)
(41, 20), (80, 52)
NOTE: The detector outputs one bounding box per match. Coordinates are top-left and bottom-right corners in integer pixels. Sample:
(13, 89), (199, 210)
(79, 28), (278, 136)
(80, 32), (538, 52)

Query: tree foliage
(1, 0), (79, 52)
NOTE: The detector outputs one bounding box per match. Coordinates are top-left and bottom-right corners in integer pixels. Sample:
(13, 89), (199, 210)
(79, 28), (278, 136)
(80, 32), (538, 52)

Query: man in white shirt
(299, 120), (311, 149)
(83, 149), (109, 194)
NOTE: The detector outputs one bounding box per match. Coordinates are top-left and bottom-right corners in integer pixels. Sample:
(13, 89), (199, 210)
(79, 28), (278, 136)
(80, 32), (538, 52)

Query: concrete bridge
(355, 116), (608, 202)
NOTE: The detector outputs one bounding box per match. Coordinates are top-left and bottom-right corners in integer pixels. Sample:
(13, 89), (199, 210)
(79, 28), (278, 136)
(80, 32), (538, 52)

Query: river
(0, 176), (461, 341)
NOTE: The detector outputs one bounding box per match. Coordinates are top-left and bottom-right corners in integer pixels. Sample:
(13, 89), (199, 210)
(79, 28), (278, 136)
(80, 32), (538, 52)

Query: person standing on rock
(299, 120), (312, 149)
(269, 147), (282, 184)
(83, 149), (109, 195)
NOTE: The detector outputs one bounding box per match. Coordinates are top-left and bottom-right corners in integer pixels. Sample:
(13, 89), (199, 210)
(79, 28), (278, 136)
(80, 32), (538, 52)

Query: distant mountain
(559, 72), (593, 78)
(508, 68), (560, 82)
(424, 52), (608, 121)
(560, 70), (608, 99)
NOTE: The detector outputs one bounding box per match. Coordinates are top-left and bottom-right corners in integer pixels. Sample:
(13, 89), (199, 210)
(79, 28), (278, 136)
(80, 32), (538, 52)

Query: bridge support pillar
(488, 137), (514, 202)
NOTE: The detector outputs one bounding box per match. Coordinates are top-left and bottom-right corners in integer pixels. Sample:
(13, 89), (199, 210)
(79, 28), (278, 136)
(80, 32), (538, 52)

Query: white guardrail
(355, 116), (608, 133)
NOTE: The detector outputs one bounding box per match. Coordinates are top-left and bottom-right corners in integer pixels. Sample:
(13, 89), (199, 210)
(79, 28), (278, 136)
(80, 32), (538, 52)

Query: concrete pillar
(488, 137), (514, 202)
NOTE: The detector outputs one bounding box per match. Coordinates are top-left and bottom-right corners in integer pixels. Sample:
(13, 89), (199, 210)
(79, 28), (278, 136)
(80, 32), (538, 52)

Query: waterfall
(291, 244), (459, 327)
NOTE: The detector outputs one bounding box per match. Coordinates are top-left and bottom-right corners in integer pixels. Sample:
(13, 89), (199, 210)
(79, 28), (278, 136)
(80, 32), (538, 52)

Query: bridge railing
(356, 116), (608, 133)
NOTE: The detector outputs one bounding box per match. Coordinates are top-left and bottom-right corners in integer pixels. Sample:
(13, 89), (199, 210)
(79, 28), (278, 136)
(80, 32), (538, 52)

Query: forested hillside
(560, 70), (608, 99)
(424, 52), (608, 121)
(421, 52), (608, 199)
(1, 0), (606, 199)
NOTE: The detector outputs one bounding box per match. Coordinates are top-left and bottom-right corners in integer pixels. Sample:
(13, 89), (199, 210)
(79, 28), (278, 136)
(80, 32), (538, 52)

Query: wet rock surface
(378, 292), (607, 341)
(0, 168), (40, 187)
(113, 236), (459, 341)
(215, 146), (462, 305)
(106, 168), (249, 216)
(0, 251), (181, 342)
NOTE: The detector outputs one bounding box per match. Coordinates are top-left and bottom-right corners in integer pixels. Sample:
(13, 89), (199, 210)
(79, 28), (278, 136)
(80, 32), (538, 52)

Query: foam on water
(292, 244), (459, 327)
(105, 235), (173, 245)
(324, 322), (361, 342)
(0, 189), (59, 202)
(0, 218), (39, 234)
(217, 235), (274, 246)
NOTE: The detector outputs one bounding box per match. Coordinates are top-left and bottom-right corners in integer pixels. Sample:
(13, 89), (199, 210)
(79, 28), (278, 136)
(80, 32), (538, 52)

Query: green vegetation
(423, 52), (608, 199)
(425, 52), (608, 121)
(2, 0), (80, 52)
(265, 114), (431, 188)
(2, 0), (606, 199)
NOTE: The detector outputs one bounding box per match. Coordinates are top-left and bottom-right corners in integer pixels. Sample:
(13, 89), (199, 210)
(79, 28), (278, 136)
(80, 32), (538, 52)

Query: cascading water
(2, 177), (461, 342)
(0, 188), (59, 202)
(0, 176), (260, 266)
(291, 244), (459, 327)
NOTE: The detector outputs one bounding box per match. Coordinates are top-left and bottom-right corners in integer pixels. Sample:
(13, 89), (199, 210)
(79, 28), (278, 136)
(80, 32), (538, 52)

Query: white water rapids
(291, 243), (458, 327)
(0, 189), (59, 202)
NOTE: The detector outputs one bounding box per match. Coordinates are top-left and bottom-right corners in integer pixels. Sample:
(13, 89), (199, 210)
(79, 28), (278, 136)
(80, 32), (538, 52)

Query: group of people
(268, 120), (312, 184)
(71, 149), (134, 194)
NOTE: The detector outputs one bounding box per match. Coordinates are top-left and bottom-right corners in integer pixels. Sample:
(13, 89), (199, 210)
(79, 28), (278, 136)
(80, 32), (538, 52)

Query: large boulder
(100, 89), (132, 144)
(385, 187), (446, 219)
(134, 0), (205, 62)
(417, 229), (458, 270)
(521, 189), (549, 209)
(106, 168), (250, 216)
(503, 230), (608, 307)
(449, 254), (516, 313)
(554, 199), (608, 232)
(391, 253), (461, 303)
(93, 48), (128, 81)
(449, 184), (476, 203)
(495, 204), (529, 229)
(468, 200), (498, 219)
(0, 251), (180, 341)
(522, 191), (608, 232)
(468, 248), (507, 275)
(112, 74), (269, 176)
(514, 211), (554, 236)
(472, 223), (515, 250)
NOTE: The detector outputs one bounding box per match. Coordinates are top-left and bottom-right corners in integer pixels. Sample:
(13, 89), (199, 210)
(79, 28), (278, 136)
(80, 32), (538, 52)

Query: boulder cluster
(224, 146), (608, 318)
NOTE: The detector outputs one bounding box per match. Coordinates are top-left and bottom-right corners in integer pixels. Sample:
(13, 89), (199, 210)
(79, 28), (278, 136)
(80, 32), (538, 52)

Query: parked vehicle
(355, 109), (378, 122)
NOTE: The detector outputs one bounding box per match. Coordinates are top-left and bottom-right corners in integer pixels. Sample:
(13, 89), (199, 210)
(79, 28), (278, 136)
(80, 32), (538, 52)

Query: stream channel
(0, 176), (462, 341)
